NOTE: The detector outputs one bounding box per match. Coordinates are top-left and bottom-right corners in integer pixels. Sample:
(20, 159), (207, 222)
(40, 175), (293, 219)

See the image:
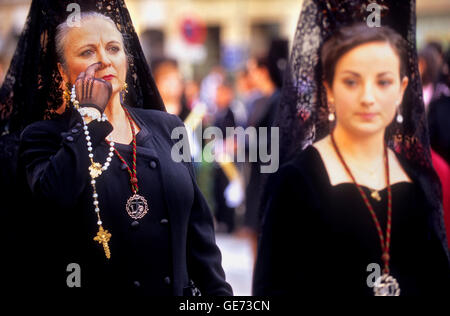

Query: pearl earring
(328, 99), (335, 122)
(328, 112), (335, 122)
(396, 106), (403, 124)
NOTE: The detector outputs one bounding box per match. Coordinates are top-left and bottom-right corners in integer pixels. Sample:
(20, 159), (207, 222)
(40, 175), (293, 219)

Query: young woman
(253, 21), (450, 296)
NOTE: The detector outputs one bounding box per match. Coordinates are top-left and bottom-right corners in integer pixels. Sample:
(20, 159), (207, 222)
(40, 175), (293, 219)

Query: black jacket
(18, 105), (232, 296)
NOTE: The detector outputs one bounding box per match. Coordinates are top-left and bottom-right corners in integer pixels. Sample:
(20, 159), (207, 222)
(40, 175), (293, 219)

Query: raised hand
(74, 62), (112, 114)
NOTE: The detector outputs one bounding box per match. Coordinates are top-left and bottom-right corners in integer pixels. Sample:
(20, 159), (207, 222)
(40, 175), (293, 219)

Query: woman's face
(58, 17), (127, 96)
(155, 65), (183, 101)
(325, 42), (408, 137)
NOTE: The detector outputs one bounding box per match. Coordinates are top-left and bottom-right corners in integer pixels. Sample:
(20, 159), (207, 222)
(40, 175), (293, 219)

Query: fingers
(75, 71), (85, 84)
(74, 62), (102, 87)
(72, 62), (112, 112)
(95, 78), (113, 92)
(74, 73), (90, 100)
(88, 77), (94, 99)
(82, 63), (102, 98)
(92, 78), (113, 103)
(85, 62), (102, 80)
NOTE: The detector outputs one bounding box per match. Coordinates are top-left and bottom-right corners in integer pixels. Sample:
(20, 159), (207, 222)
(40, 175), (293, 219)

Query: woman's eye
(344, 79), (357, 87)
(109, 46), (120, 53)
(378, 80), (392, 87)
(80, 49), (93, 57)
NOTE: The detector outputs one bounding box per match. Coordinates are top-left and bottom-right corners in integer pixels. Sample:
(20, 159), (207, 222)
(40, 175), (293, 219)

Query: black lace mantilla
(276, 0), (449, 264)
(0, 0), (165, 135)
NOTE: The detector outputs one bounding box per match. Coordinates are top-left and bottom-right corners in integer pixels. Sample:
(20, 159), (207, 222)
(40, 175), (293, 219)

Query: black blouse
(18, 105), (232, 296)
(253, 145), (450, 296)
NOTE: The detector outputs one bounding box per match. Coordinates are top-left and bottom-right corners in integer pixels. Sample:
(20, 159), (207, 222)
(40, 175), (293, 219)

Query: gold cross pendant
(93, 226), (111, 259)
(89, 162), (103, 179)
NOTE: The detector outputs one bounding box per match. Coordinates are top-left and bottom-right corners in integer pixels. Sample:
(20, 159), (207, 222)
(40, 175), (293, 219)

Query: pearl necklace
(71, 84), (114, 259)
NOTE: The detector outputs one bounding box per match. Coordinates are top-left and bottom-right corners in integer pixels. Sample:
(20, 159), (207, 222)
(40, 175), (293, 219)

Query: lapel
(128, 106), (187, 295)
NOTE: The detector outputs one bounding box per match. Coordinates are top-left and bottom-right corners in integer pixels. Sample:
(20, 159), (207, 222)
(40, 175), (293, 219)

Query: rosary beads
(71, 84), (113, 259)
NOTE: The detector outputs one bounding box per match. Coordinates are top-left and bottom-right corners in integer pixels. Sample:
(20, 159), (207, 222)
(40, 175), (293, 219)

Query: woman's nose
(96, 48), (112, 68)
(361, 82), (376, 106)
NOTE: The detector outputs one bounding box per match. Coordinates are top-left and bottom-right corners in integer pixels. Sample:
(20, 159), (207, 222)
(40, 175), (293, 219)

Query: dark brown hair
(321, 23), (408, 87)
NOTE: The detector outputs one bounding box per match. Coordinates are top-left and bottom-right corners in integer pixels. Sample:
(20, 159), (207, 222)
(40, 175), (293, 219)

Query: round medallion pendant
(374, 273), (400, 296)
(126, 194), (149, 219)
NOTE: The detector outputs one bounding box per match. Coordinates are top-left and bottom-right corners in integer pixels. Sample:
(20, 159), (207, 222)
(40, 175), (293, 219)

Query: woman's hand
(74, 62), (112, 115)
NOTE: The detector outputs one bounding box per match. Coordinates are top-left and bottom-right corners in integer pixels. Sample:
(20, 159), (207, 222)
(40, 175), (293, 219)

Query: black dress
(17, 105), (232, 296)
(253, 145), (450, 296)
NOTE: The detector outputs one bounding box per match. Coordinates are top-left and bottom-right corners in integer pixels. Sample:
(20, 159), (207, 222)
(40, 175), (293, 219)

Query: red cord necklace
(106, 106), (149, 220)
(330, 132), (400, 296)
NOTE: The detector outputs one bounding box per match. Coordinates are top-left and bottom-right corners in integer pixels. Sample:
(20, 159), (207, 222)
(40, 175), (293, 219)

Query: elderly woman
(16, 9), (232, 296)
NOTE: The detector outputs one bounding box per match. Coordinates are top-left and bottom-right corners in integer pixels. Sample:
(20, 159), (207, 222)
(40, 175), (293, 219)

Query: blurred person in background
(431, 149), (450, 249)
(426, 41), (448, 86)
(184, 79), (200, 111)
(199, 65), (225, 123)
(152, 57), (190, 121)
(213, 76), (237, 233)
(235, 69), (262, 118)
(419, 44), (450, 165)
(445, 48), (450, 88)
(419, 43), (450, 249)
(241, 39), (288, 257)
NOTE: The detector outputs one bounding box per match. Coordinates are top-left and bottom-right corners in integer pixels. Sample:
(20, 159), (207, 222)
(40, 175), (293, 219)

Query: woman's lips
(356, 113), (377, 120)
(102, 75), (115, 81)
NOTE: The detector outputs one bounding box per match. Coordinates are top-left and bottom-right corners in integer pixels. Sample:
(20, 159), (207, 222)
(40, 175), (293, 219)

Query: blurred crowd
(144, 38), (289, 257)
(142, 38), (450, 258)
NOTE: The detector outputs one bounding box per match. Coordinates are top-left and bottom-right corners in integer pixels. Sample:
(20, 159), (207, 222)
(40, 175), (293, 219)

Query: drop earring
(120, 82), (128, 105)
(328, 111), (335, 122)
(328, 100), (335, 122)
(63, 82), (71, 103)
(396, 106), (403, 124)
